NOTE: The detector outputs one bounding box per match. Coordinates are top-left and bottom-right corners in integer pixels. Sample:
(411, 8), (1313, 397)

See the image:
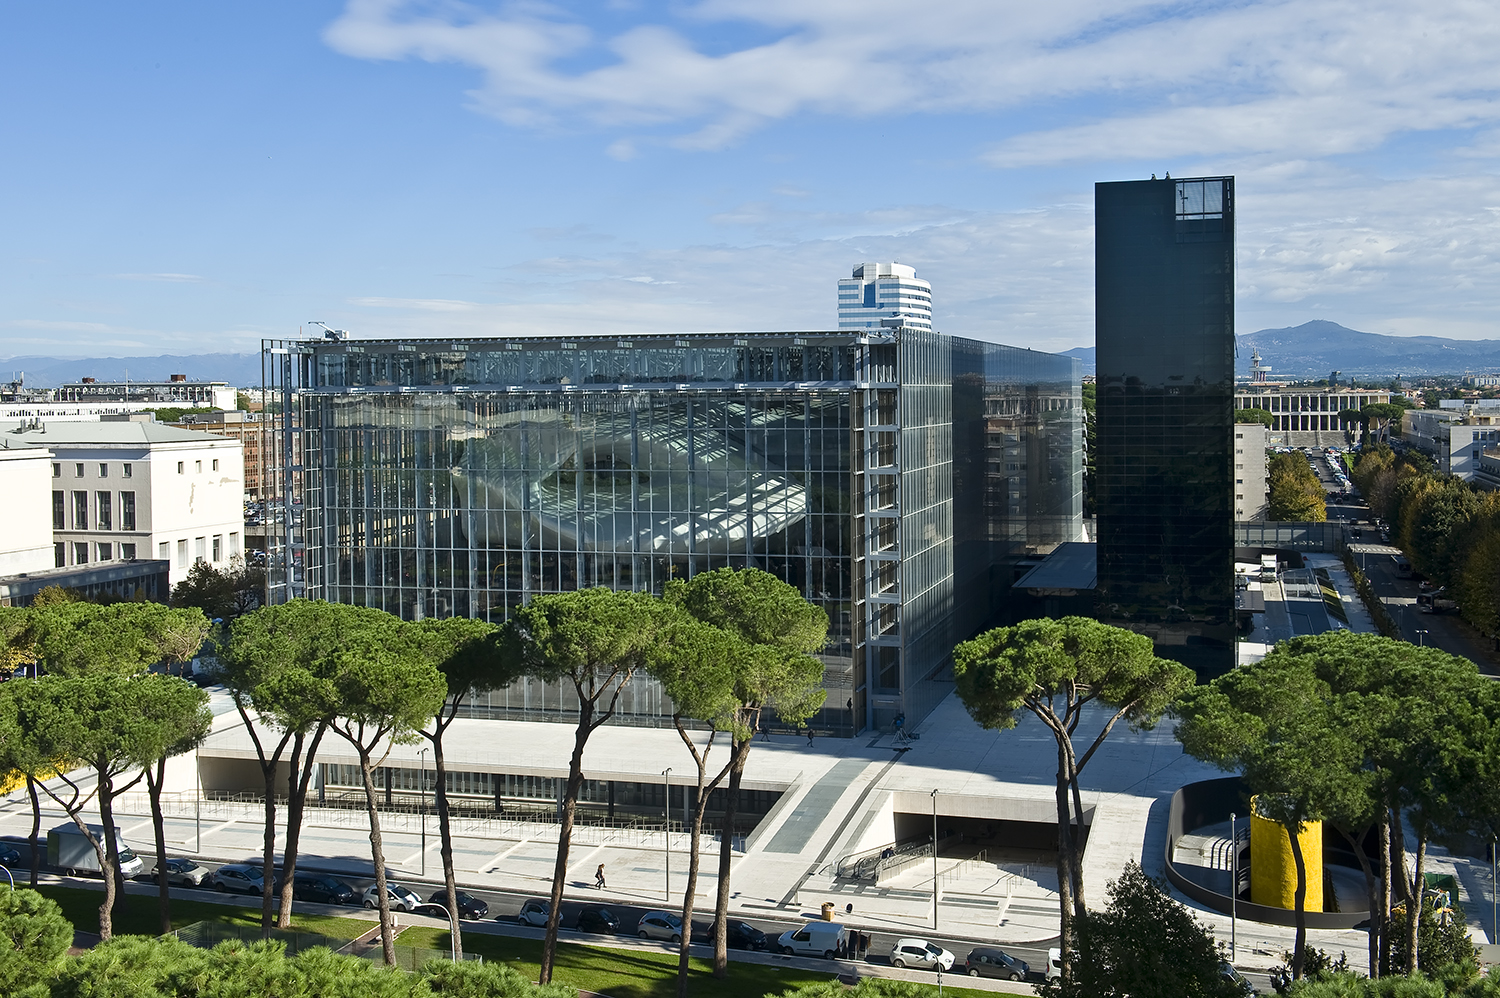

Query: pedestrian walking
(806, 726), (815, 747)
(760, 721), (770, 742)
(595, 863), (606, 890)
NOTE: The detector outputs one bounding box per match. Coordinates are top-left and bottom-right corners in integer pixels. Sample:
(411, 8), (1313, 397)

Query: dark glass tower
(1095, 176), (1235, 675)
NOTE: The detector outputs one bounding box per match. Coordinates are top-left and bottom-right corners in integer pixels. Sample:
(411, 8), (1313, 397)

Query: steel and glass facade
(263, 329), (1080, 732)
(1095, 176), (1236, 675)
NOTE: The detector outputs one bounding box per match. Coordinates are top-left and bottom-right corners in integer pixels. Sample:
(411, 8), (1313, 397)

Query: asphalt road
(0, 838), (1056, 984)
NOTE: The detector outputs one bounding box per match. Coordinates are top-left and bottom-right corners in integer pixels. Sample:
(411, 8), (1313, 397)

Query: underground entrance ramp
(763, 759), (870, 854)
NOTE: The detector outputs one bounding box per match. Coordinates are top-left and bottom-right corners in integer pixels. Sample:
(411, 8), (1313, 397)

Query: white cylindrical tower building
(838, 262), (933, 332)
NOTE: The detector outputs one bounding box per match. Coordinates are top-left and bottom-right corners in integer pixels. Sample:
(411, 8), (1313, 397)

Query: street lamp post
(425, 902), (459, 962)
(0, 864), (13, 889)
(663, 768), (672, 903)
(931, 789), (940, 930)
(1229, 813), (1237, 962)
(1492, 835), (1497, 945)
(1416, 629), (1429, 647)
(195, 745), (202, 853)
(419, 747), (429, 878)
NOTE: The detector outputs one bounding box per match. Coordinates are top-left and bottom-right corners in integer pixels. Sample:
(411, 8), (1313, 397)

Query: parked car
(1220, 961), (1256, 995)
(427, 889), (489, 920)
(516, 898), (550, 927)
(691, 918), (767, 951)
(776, 922), (848, 960)
(212, 863), (279, 895)
(889, 938), (955, 971)
(362, 882), (423, 912)
(575, 906), (621, 934)
(1046, 948), (1062, 980)
(292, 872), (357, 906)
(964, 946), (1028, 980)
(0, 844), (22, 866)
(152, 857), (208, 887)
(636, 911), (682, 942)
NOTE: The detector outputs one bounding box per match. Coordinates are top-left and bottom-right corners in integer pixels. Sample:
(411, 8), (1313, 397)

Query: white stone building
(1, 416), (245, 588)
(1234, 387), (1391, 447)
(1234, 422), (1269, 521)
(837, 262), (933, 332)
(0, 435), (58, 576)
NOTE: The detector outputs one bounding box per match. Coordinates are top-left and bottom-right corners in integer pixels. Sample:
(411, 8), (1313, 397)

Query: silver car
(636, 911), (682, 942)
(889, 937), (955, 971)
(516, 898), (551, 927)
(362, 882), (422, 913)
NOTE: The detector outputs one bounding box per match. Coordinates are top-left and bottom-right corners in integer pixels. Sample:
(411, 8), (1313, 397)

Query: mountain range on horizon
(5, 321), (1500, 388)
(1062, 320), (1500, 379)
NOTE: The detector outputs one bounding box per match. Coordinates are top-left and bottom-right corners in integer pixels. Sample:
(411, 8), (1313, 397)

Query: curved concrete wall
(1164, 776), (1370, 930)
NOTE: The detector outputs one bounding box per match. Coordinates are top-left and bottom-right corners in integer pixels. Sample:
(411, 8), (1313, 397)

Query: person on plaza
(595, 863), (606, 890)
(805, 726), (815, 747)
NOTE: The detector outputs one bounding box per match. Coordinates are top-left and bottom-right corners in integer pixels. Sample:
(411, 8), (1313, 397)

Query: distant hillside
(0, 353), (262, 388)
(1063, 321), (1500, 380)
(1236, 321), (1500, 379)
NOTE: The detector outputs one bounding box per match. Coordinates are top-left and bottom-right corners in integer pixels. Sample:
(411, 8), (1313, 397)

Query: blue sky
(3, 0), (1499, 359)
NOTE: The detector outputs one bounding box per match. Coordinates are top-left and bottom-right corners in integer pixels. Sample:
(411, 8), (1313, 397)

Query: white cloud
(348, 296), (480, 312)
(325, 0), (1500, 160)
(112, 272), (206, 283)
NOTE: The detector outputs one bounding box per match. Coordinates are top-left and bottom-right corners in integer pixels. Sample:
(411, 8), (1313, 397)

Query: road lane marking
(479, 839), (529, 873)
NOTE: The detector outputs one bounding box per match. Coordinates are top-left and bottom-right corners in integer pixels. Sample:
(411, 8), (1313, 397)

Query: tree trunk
(1337, 825), (1379, 979)
(712, 735), (752, 978)
(276, 725), (326, 930)
(1053, 739), (1077, 982)
(433, 727), (463, 958)
(357, 751), (398, 966)
(540, 699), (593, 986)
(1379, 816), (1392, 977)
(1406, 834), (1426, 976)
(1288, 823), (1309, 980)
(1066, 752), (1087, 916)
(95, 771), (122, 942)
(147, 757), (172, 934)
(26, 775), (40, 886)
(675, 721), (726, 998)
(258, 748), (284, 936)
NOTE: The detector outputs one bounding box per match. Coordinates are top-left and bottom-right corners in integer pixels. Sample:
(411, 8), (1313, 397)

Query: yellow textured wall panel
(1249, 800), (1323, 912)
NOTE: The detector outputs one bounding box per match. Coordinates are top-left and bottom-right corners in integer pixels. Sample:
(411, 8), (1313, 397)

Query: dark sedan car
(965, 946), (1028, 981)
(427, 889), (489, 920)
(691, 918), (768, 951)
(212, 863), (282, 895)
(575, 906), (620, 934)
(292, 872), (357, 906)
(0, 844), (22, 867)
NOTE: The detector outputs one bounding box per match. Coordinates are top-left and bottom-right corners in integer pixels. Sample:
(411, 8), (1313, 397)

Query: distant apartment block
(838, 263), (933, 332)
(1406, 400), (1500, 483)
(57, 374), (237, 411)
(1235, 387), (1392, 447)
(1462, 374), (1500, 387)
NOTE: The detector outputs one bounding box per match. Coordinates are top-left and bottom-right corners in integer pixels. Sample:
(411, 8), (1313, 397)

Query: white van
(1047, 948), (1062, 980)
(776, 921), (848, 960)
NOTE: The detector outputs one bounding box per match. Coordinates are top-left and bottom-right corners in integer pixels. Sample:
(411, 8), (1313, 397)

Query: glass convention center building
(262, 328), (1081, 734)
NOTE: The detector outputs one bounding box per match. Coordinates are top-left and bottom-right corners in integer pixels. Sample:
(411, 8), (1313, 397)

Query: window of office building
(73, 491), (87, 530)
(159, 541), (170, 560)
(123, 463), (132, 478)
(73, 542), (88, 565)
(212, 458), (219, 471)
(176, 539), (188, 567)
(195, 460), (202, 473)
(212, 535), (222, 562)
(194, 537), (206, 563)
(75, 463), (84, 478)
(122, 543), (136, 560)
(52, 491), (64, 530)
(96, 491), (111, 530)
(54, 543), (65, 568)
(121, 491), (136, 530)
(99, 463), (108, 478)
(230, 531), (240, 556)
(177, 461), (184, 474)
(97, 543), (112, 561)
(52, 463), (60, 478)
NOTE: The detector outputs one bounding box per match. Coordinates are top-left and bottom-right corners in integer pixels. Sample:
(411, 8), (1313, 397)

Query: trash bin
(821, 902), (835, 921)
